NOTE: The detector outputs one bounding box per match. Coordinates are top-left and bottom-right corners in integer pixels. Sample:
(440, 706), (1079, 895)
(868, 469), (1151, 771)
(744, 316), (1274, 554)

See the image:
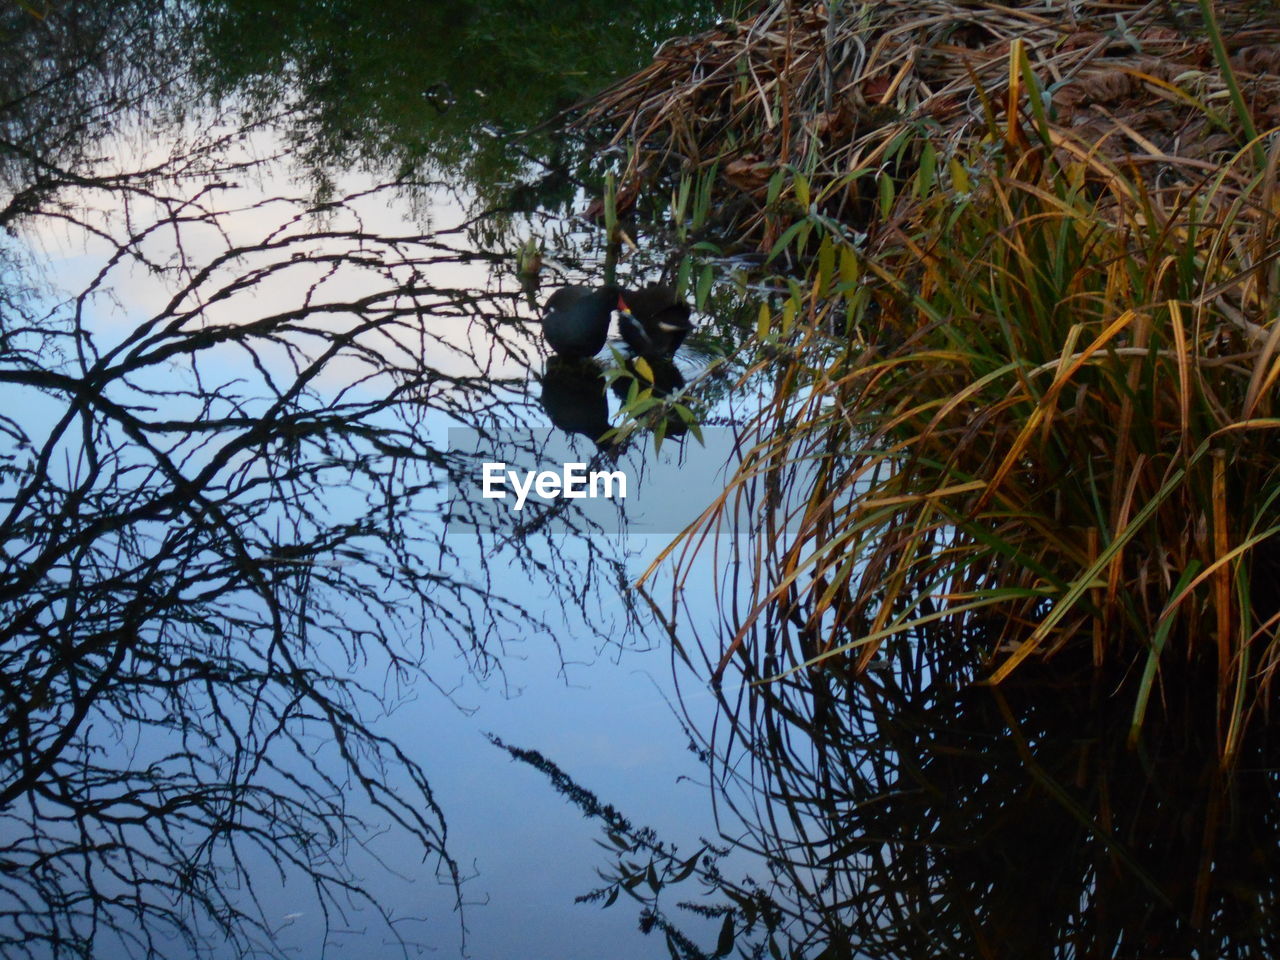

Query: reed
(580, 0), (1280, 250)
(600, 0), (1280, 761)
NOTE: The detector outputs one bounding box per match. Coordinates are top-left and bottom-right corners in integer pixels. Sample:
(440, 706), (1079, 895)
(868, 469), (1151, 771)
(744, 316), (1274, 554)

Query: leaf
(1129, 559), (1202, 746)
(839, 244), (857, 284)
(794, 220), (812, 258)
(756, 302), (772, 339)
(633, 356), (655, 384)
(653, 416), (668, 453)
(766, 168), (785, 207)
(673, 173), (691, 225)
(917, 140), (937, 196)
(949, 156), (970, 193)
(793, 169), (810, 210)
(696, 263), (714, 311)
(598, 833), (627, 851)
(715, 914), (735, 957)
(670, 847), (704, 883)
(604, 172), (618, 234)
(767, 220), (807, 263)
(675, 255), (692, 297)
(603, 886), (620, 908)
(781, 297), (797, 334)
(878, 172), (895, 218)
(817, 234), (835, 297)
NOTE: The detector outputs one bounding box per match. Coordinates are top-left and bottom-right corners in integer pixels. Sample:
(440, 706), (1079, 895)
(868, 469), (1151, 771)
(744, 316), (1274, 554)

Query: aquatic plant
(584, 0), (1280, 761)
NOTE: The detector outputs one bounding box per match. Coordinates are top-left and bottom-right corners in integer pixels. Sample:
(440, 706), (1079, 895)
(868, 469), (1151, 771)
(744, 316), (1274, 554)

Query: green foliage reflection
(193, 0), (742, 199)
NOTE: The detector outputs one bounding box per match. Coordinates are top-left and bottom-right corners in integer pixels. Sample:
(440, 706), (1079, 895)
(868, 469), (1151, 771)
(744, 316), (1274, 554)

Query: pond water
(1, 4), (768, 958)
(4, 144), (753, 960)
(5, 4), (1280, 960)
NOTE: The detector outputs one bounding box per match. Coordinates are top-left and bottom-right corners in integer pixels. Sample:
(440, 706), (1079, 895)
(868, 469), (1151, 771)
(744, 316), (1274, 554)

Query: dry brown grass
(582, 0), (1280, 249)
(583, 1), (1280, 764)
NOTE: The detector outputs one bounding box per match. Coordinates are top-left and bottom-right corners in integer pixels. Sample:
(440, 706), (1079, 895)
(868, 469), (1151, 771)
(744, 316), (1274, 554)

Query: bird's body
(540, 284), (622, 358)
(540, 356), (611, 444)
(617, 283), (692, 357)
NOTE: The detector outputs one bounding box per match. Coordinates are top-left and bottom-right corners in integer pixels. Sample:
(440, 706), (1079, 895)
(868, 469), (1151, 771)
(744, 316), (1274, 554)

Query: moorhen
(541, 284), (627, 358)
(609, 355), (689, 439)
(540, 356), (612, 445)
(618, 283), (692, 357)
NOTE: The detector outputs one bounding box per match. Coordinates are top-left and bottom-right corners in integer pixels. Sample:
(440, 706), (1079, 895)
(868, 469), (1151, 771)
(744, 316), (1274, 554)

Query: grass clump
(583, 0), (1280, 249)
(608, 0), (1280, 761)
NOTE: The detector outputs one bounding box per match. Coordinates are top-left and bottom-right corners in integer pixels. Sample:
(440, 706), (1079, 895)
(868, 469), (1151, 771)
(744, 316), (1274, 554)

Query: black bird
(540, 356), (612, 445)
(540, 284), (626, 358)
(618, 283), (692, 357)
(609, 355), (689, 439)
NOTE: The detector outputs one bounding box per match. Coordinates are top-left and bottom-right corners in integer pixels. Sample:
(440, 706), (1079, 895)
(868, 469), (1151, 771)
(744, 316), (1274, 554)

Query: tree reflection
(0, 3), (772, 957)
(0, 1), (186, 222)
(552, 610), (1280, 959)
(0, 110), (658, 958)
(709, 644), (1280, 957)
(190, 0), (742, 207)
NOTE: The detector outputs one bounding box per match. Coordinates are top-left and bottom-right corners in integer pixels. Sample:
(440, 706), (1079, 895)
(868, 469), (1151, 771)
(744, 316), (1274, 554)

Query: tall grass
(643, 39), (1280, 763)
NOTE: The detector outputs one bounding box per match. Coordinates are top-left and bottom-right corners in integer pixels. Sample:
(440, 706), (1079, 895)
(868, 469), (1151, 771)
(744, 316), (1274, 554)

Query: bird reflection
(539, 356), (611, 446)
(610, 355), (688, 440)
(537, 281), (695, 446)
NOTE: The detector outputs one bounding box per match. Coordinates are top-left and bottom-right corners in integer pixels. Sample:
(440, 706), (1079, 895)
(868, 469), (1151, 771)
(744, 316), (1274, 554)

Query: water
(1, 4), (764, 955)
(7, 4), (1280, 959)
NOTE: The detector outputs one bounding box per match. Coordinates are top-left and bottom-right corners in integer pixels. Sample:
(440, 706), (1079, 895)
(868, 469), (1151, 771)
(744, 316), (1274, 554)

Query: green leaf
(817, 235), (835, 297)
(839, 245), (857, 286)
(673, 173), (691, 224)
(917, 140), (937, 196)
(766, 168), (785, 207)
(604, 172), (618, 234)
(675, 255), (692, 297)
(793, 169), (810, 210)
(878, 172), (895, 218)
(1129, 558), (1202, 745)
(653, 416), (668, 453)
(767, 220), (807, 263)
(781, 297), (797, 334)
(695, 263), (714, 311)
(794, 220), (812, 258)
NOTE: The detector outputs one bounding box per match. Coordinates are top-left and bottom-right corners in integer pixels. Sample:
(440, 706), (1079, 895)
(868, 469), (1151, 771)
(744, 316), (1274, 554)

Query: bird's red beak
(617, 294), (632, 314)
